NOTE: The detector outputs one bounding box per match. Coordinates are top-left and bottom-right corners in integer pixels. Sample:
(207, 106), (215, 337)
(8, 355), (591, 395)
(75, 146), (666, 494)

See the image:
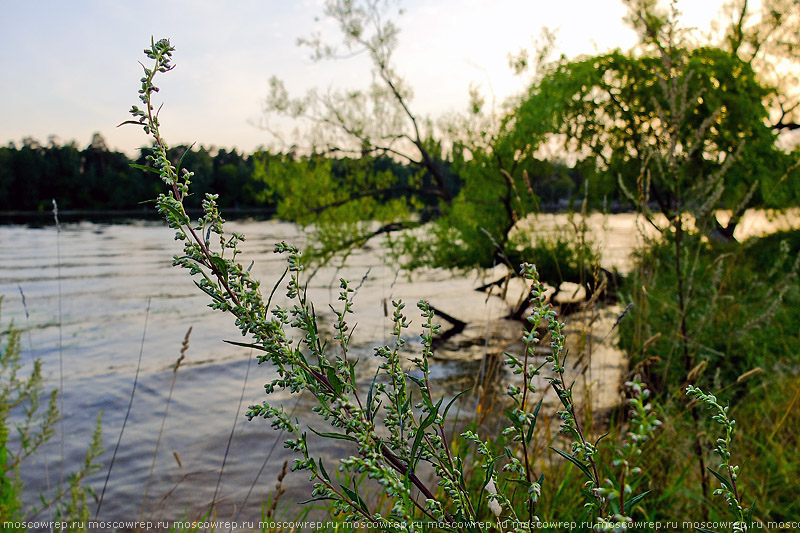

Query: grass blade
(96, 298), (151, 519)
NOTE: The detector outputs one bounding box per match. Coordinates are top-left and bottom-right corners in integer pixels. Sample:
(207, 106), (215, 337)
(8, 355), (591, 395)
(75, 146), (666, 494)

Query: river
(1, 210), (796, 525)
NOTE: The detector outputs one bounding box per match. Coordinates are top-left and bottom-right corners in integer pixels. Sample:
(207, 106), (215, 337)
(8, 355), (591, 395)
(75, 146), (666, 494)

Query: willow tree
(716, 0), (800, 132)
(484, 0), (800, 242)
(260, 0), (459, 265)
(260, 0), (800, 274)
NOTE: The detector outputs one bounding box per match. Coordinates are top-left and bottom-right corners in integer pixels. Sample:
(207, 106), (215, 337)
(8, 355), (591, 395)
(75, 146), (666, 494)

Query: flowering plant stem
(127, 37), (663, 532)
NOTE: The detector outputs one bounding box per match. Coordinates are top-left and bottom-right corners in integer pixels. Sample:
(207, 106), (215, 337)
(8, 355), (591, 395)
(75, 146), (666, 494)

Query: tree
(495, 0), (800, 241)
(260, 0), (800, 282)
(715, 0), (800, 133)
(261, 0), (460, 263)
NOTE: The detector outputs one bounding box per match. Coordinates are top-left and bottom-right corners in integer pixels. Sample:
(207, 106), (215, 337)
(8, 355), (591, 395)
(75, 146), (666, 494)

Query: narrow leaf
(707, 467), (733, 492)
(161, 201), (189, 225)
(526, 398), (543, 444)
(297, 496), (334, 505)
(624, 490), (651, 514)
(407, 374), (426, 389)
(210, 256), (229, 284)
(550, 447), (594, 482)
(341, 485), (369, 515)
(193, 280), (225, 302)
(325, 365), (343, 396)
(308, 426), (357, 442)
(410, 408), (438, 470)
(348, 360), (358, 390)
(222, 339), (267, 351)
(318, 458), (330, 482)
(175, 142), (196, 173)
(129, 162), (160, 174)
(442, 388), (471, 421)
(366, 368), (379, 422)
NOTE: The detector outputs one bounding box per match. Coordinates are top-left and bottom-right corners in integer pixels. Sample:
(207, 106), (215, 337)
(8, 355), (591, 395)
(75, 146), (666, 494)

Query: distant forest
(0, 134), (268, 213)
(0, 133), (593, 214)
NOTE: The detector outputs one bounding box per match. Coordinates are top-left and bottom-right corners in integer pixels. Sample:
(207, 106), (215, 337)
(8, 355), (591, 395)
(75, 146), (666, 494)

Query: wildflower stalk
(128, 38), (663, 532)
(595, 376), (660, 531)
(499, 264), (549, 528)
(520, 265), (602, 501)
(127, 38), (475, 532)
(686, 386), (749, 532)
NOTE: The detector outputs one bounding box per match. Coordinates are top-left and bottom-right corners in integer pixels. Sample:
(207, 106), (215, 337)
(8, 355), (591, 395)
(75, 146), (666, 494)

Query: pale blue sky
(0, 0), (724, 156)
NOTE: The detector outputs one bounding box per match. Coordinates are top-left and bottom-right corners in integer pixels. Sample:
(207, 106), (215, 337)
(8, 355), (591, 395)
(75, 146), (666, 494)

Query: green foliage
(390, 157), (596, 287)
(504, 45), (796, 223)
(131, 38), (669, 531)
(727, 374), (800, 521)
(378, 5), (799, 277)
(618, 230), (800, 396)
(0, 298), (104, 529)
(117, 4), (800, 526)
(686, 385), (750, 531)
(253, 150), (420, 265)
(0, 299), (54, 522)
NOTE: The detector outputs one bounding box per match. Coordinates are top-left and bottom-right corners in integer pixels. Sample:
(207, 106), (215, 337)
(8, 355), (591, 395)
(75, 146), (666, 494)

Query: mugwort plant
(127, 37), (666, 532)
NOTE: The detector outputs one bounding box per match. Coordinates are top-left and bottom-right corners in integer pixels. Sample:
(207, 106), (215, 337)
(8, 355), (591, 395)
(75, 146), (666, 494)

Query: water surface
(3, 210), (794, 524)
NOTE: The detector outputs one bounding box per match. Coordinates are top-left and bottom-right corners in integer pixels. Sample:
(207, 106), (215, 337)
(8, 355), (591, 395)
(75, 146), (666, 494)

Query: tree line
(0, 133), (594, 214)
(0, 134), (257, 212)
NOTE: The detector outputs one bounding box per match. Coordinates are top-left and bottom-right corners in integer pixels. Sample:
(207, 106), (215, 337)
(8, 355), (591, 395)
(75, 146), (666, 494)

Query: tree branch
(310, 185), (447, 214)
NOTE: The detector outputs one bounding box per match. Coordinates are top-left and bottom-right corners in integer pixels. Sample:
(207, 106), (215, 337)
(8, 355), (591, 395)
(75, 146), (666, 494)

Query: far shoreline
(0, 200), (637, 225)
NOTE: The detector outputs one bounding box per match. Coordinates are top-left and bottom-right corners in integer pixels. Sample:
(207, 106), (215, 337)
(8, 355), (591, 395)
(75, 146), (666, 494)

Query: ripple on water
(6, 211), (794, 522)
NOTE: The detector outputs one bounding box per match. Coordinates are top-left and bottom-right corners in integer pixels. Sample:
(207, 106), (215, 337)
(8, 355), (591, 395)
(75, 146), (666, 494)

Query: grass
(610, 227), (800, 528)
(619, 230), (800, 399)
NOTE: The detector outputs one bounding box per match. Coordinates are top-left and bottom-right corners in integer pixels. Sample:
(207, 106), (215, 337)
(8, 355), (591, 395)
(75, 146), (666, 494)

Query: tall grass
(0, 297), (104, 529)
(96, 298), (151, 519)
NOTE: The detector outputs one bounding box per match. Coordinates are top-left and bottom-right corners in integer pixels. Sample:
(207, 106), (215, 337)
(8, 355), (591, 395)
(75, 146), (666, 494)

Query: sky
(0, 0), (726, 156)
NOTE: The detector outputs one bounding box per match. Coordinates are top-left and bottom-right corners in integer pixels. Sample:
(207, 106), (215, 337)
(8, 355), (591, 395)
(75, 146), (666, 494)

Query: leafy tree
(261, 0), (461, 263)
(267, 0), (454, 196)
(259, 0), (800, 283)
(485, 0), (800, 242)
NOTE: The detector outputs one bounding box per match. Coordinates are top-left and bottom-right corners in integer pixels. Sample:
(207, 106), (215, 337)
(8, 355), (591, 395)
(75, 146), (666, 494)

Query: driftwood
(428, 304), (467, 349)
(428, 268), (620, 350)
(503, 267), (620, 321)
